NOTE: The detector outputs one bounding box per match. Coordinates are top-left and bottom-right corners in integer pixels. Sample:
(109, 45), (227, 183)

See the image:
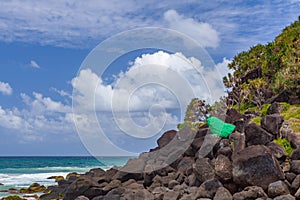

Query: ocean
(0, 156), (132, 198)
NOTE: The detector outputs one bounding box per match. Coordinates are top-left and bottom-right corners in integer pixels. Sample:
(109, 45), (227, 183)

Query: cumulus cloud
(0, 92), (74, 141)
(72, 51), (230, 141)
(0, 81), (13, 95)
(73, 51), (230, 112)
(164, 10), (220, 48)
(30, 60), (40, 69)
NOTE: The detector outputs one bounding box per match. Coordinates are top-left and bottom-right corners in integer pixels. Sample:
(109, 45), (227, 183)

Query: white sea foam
(0, 172), (68, 187)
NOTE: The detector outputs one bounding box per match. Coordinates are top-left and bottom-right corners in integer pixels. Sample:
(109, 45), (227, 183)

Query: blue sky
(0, 0), (299, 156)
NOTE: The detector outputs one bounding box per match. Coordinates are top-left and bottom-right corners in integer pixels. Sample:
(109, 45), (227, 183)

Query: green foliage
(261, 104), (271, 116)
(224, 17), (300, 106)
(273, 138), (294, 156)
(280, 103), (300, 132)
(251, 117), (261, 125)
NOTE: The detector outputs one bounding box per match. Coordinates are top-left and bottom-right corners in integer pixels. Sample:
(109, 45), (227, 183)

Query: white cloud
(0, 0), (154, 47)
(50, 87), (71, 98)
(215, 57), (232, 80)
(73, 51), (230, 112)
(0, 81), (13, 95)
(30, 60), (40, 69)
(72, 51), (230, 141)
(0, 92), (74, 141)
(164, 10), (220, 48)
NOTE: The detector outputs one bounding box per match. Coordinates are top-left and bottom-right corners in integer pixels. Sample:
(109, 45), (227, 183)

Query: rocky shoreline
(2, 102), (300, 200)
(13, 102), (296, 200)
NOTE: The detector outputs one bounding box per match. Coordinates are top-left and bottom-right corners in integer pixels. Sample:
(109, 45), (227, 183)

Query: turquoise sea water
(0, 156), (132, 198)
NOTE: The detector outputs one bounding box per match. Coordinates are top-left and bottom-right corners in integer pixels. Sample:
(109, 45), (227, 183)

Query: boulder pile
(40, 102), (300, 200)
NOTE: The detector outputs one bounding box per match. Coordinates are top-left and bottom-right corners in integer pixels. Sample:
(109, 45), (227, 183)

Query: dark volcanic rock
(196, 178), (223, 199)
(291, 160), (300, 174)
(232, 132), (245, 160)
(93, 187), (125, 200)
(217, 146), (232, 158)
(295, 188), (300, 199)
(261, 114), (284, 135)
(112, 158), (145, 182)
(197, 133), (220, 158)
(176, 156), (194, 174)
(123, 188), (154, 200)
(75, 196), (89, 200)
(268, 180), (290, 198)
(287, 131), (300, 148)
(195, 128), (209, 138)
(291, 175), (300, 191)
(163, 190), (181, 200)
(285, 172), (296, 183)
(65, 176), (103, 200)
(291, 148), (300, 160)
(232, 145), (284, 189)
(267, 142), (287, 159)
(244, 123), (274, 146)
(268, 102), (284, 115)
(186, 174), (200, 187)
(232, 186), (267, 200)
(225, 108), (245, 124)
(157, 130), (177, 148)
(266, 89), (292, 104)
(240, 67), (262, 84)
(215, 154), (232, 182)
(213, 187), (233, 200)
(273, 194), (296, 200)
(193, 158), (215, 183)
(233, 119), (247, 133)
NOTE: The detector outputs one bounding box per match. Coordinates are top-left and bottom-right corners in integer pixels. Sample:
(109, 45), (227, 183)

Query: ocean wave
(0, 172), (68, 187)
(1, 166), (102, 174)
(0, 165), (113, 189)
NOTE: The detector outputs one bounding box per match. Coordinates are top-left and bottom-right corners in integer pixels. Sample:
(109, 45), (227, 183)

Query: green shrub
(261, 104), (271, 116)
(251, 117), (261, 125)
(273, 138), (294, 155)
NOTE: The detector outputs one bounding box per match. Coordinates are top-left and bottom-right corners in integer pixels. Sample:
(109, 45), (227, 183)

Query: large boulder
(193, 158), (215, 183)
(196, 178), (223, 199)
(225, 108), (245, 124)
(291, 148), (300, 160)
(215, 154), (232, 182)
(176, 156), (194, 174)
(267, 142), (287, 159)
(123, 188), (154, 200)
(232, 145), (284, 189)
(240, 67), (262, 84)
(157, 130), (177, 149)
(113, 158), (145, 181)
(65, 176), (104, 199)
(232, 186), (267, 200)
(261, 114), (284, 135)
(268, 180), (290, 198)
(268, 102), (284, 115)
(213, 187), (233, 200)
(287, 131), (300, 148)
(266, 89), (292, 104)
(244, 123), (274, 146)
(290, 160), (300, 174)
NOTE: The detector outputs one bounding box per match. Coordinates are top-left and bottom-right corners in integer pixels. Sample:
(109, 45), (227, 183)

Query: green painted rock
(206, 117), (235, 138)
